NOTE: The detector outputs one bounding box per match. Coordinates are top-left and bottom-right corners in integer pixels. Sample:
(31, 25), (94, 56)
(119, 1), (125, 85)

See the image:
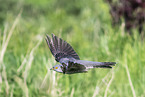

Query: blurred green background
(0, 0), (145, 97)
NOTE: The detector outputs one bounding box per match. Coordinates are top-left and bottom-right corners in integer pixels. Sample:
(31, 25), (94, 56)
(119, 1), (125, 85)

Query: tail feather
(75, 60), (116, 69)
(93, 62), (116, 68)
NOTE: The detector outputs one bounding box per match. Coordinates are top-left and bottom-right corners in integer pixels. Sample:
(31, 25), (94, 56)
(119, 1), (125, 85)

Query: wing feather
(46, 34), (80, 62)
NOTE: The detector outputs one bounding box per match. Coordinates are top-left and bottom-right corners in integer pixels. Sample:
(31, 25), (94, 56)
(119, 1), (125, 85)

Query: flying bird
(46, 34), (116, 74)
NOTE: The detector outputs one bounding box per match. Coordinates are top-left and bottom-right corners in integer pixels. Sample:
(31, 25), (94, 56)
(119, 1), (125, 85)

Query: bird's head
(50, 64), (63, 73)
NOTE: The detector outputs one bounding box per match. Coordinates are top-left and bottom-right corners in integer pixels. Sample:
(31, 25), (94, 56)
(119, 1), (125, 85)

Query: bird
(46, 34), (116, 74)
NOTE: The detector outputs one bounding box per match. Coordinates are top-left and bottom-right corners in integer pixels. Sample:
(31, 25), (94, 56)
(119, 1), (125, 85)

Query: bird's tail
(74, 60), (116, 69)
(92, 62), (116, 68)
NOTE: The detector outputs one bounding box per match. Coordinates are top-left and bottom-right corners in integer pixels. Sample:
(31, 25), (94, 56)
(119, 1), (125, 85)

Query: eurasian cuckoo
(46, 34), (116, 74)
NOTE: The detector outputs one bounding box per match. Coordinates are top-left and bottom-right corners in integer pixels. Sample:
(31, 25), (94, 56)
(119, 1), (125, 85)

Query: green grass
(0, 0), (145, 97)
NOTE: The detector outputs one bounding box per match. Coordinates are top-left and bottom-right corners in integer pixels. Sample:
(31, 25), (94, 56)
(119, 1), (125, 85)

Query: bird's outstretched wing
(46, 34), (80, 62)
(67, 61), (86, 71)
(64, 61), (87, 74)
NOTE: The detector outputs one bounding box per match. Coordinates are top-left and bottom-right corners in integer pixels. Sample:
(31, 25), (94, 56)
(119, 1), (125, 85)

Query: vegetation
(107, 0), (145, 34)
(0, 0), (145, 97)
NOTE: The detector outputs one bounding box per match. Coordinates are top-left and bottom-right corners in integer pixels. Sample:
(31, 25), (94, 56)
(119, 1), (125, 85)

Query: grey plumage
(46, 34), (80, 62)
(46, 34), (116, 74)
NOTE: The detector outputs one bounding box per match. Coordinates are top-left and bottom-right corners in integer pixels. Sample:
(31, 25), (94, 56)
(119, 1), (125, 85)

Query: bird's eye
(55, 67), (58, 69)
